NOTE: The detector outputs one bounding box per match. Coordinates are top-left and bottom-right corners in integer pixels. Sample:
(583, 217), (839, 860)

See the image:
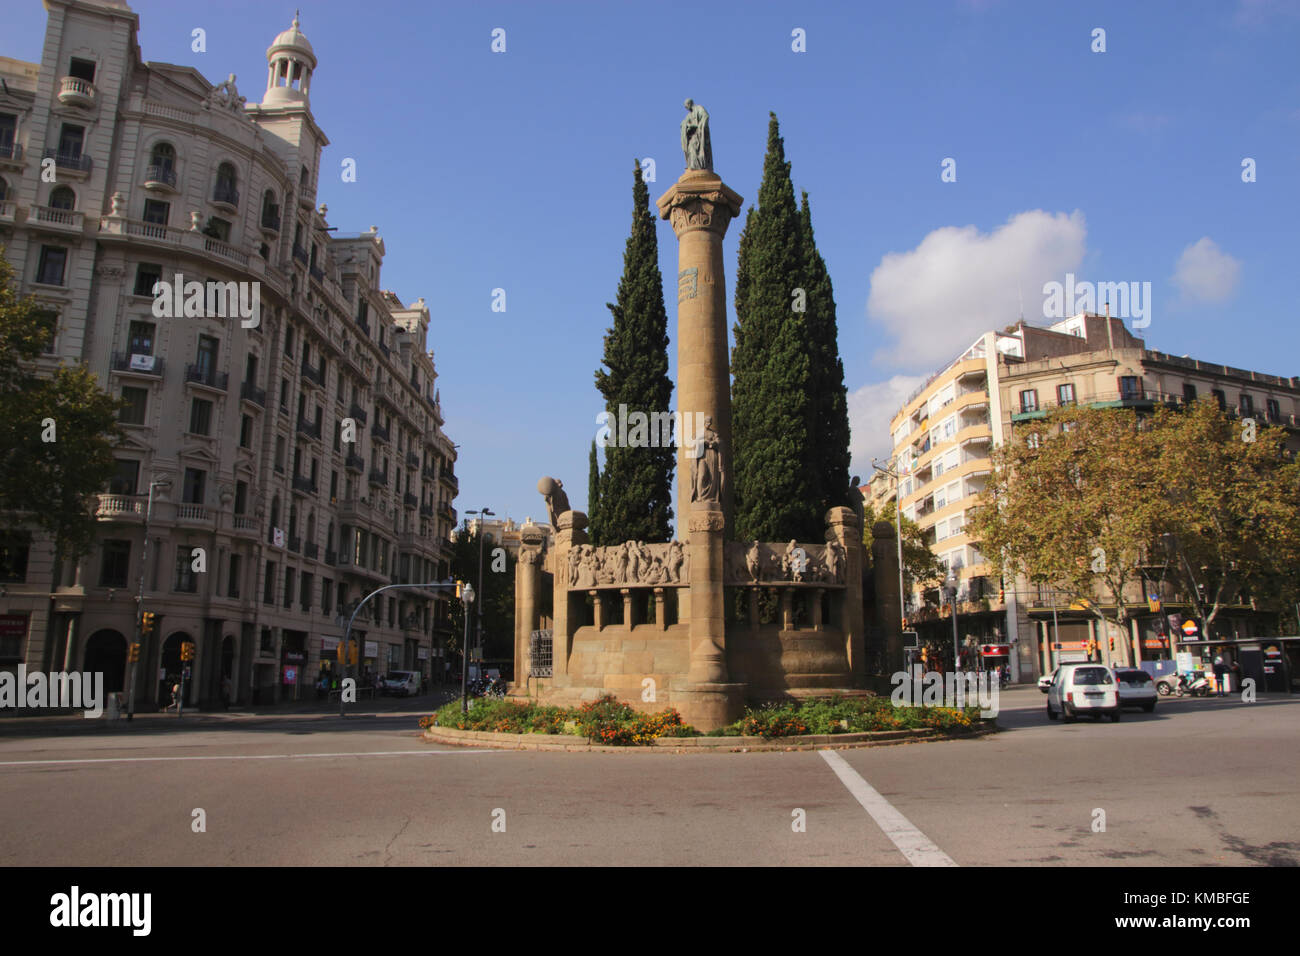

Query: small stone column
(831, 507), (867, 684)
(620, 588), (633, 628)
(512, 525), (545, 693)
(653, 588), (666, 631)
(590, 591), (604, 630)
(550, 510), (588, 679)
(781, 589), (794, 631)
(812, 588), (825, 630)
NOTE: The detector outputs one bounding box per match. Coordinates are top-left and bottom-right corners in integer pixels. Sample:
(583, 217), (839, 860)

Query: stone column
(656, 171), (743, 535)
(549, 511), (588, 679)
(590, 591), (604, 630)
(512, 525), (545, 694)
(870, 517), (901, 678)
(829, 508), (865, 683)
(653, 588), (666, 631)
(675, 505), (742, 730)
(781, 589), (794, 631)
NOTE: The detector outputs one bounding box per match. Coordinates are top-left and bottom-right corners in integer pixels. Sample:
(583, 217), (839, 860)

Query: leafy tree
(0, 251), (122, 561)
(732, 115), (852, 542)
(591, 160), (674, 545)
(861, 501), (946, 602)
(447, 521), (516, 665)
(587, 437), (602, 540)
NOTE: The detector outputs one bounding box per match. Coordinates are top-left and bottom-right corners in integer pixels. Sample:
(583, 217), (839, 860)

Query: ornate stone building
(0, 0), (459, 707)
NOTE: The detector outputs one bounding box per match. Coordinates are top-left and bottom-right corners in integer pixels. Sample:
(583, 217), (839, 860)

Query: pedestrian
(221, 674), (232, 710)
(1212, 656), (1227, 697)
(1230, 659), (1243, 694)
(168, 680), (181, 712)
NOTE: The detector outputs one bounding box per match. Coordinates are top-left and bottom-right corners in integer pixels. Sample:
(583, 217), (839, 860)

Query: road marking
(819, 749), (957, 867)
(0, 749), (502, 768)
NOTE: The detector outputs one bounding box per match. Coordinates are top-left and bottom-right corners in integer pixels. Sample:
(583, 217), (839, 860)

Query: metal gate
(529, 629), (553, 678)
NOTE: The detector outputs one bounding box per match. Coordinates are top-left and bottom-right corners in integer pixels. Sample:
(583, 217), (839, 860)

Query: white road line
(0, 749), (502, 767)
(819, 749), (957, 867)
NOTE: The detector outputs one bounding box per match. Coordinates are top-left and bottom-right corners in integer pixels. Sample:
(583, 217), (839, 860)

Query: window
(119, 386), (148, 425)
(264, 561), (276, 604)
(239, 414), (253, 448)
(322, 578), (333, 615)
(149, 141), (175, 172)
(1026, 431), (1041, 450)
(99, 540), (131, 588)
(1019, 389), (1038, 413)
(0, 113), (16, 156)
(108, 458), (139, 496)
(300, 572), (313, 612)
(133, 265), (162, 297)
(202, 216), (231, 241)
(188, 397), (213, 436)
(284, 324), (295, 357)
(234, 480), (248, 515)
(37, 309), (57, 354)
(174, 545), (197, 593)
(214, 162), (238, 205)
(1119, 376), (1142, 400)
(1239, 394), (1254, 416)
(57, 123), (84, 159)
(48, 186), (75, 210)
(1182, 383), (1197, 404)
(36, 246), (67, 285)
(196, 335), (219, 378)
(142, 199), (169, 226)
(280, 377), (289, 411)
(1056, 383), (1075, 406)
(128, 322), (155, 356)
(68, 58), (96, 83)
(182, 467), (205, 504)
(1212, 388), (1227, 411)
(283, 567), (294, 608)
(228, 554), (241, 598)
(0, 531), (32, 583)
(1266, 398), (1281, 423)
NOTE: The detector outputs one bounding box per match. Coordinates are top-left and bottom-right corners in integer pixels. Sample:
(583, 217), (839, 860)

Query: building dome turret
(263, 12), (316, 105)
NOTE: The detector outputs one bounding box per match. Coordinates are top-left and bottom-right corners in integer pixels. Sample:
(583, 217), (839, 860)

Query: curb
(423, 722), (997, 753)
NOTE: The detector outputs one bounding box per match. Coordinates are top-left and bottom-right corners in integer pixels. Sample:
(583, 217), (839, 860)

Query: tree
(1150, 399), (1300, 636)
(862, 501), (946, 602)
(591, 160), (674, 545)
(587, 437), (602, 541)
(448, 521), (516, 665)
(732, 114), (851, 542)
(0, 252), (122, 561)
(966, 404), (1162, 649)
(798, 191), (852, 523)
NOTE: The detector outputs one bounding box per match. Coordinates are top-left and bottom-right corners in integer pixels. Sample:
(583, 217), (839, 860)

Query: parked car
(382, 671), (421, 697)
(1038, 671), (1056, 693)
(1046, 663), (1121, 723)
(1112, 667), (1157, 712)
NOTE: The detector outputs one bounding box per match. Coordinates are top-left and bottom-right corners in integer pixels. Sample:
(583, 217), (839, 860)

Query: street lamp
(466, 507), (494, 676)
(460, 582), (475, 713)
(126, 476), (171, 721)
(947, 567), (960, 673)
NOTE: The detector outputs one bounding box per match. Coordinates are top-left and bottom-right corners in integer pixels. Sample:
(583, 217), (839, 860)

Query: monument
(510, 102), (870, 730)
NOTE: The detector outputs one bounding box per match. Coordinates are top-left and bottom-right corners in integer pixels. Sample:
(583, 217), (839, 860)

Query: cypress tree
(591, 160), (675, 545)
(731, 113), (816, 541)
(798, 190), (851, 521)
(587, 438), (603, 541)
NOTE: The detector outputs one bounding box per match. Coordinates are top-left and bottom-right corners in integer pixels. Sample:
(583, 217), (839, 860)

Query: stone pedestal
(871, 518), (903, 676)
(511, 523), (546, 693)
(680, 505), (742, 730)
(550, 510), (588, 678)
(656, 171), (743, 535)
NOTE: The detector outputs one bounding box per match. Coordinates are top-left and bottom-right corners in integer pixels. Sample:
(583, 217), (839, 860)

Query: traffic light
(1108, 636), (1115, 652)
(455, 580), (463, 599)
(999, 585), (1005, 603)
(180, 641), (195, 662)
(141, 611), (155, 636)
(920, 647), (929, 664)
(128, 643), (140, 662)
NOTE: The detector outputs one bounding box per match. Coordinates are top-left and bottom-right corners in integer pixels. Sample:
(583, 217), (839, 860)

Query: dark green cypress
(587, 438), (602, 541)
(798, 190), (852, 520)
(731, 113), (817, 541)
(591, 160), (675, 545)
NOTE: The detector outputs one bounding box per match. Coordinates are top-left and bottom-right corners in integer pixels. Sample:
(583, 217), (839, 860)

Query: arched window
(48, 186), (75, 210)
(299, 166), (309, 187)
(214, 162), (238, 206)
(150, 142), (175, 171)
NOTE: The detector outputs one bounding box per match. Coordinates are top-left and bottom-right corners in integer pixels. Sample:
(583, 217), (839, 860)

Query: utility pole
(127, 477), (170, 721)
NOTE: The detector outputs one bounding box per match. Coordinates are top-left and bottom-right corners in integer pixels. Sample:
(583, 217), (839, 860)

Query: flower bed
(421, 695), (699, 746)
(717, 695), (981, 738)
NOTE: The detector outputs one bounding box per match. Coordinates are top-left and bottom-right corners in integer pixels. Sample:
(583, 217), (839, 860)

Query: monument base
(674, 682), (744, 732)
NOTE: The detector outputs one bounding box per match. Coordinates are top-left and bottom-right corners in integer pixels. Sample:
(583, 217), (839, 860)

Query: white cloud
(866, 210), (1088, 370)
(847, 374), (928, 478)
(1171, 237), (1241, 304)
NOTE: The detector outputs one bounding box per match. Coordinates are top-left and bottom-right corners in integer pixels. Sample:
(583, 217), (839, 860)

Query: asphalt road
(1, 687), (1297, 866)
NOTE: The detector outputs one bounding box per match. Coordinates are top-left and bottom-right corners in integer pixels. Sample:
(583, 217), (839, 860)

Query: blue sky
(9, 0), (1300, 527)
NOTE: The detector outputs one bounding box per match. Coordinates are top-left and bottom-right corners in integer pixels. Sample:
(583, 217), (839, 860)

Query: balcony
(58, 76), (97, 109)
(0, 142), (23, 168)
(291, 474), (317, 496)
(422, 463), (437, 481)
(371, 420), (390, 443)
(368, 468), (388, 488)
(176, 503), (210, 524)
(309, 264), (325, 284)
(42, 148), (92, 176)
(288, 535), (301, 553)
(185, 364), (228, 391)
(325, 549), (338, 566)
(439, 471), (458, 493)
(260, 205), (281, 234)
(419, 502), (434, 519)
(0, 200), (15, 223)
(296, 416), (322, 441)
(95, 494), (145, 520)
(211, 183), (239, 209)
(347, 402), (368, 425)
(356, 317), (371, 336)
(292, 244), (309, 265)
(202, 235), (249, 267)
(404, 492), (419, 510)
(304, 541), (319, 561)
(30, 204), (85, 233)
(439, 503), (455, 522)
(143, 164), (177, 191)
(232, 514), (259, 537)
(300, 359), (324, 388)
(111, 352), (164, 377)
(406, 451), (420, 470)
(378, 341), (391, 361)
(240, 380), (266, 407)
(344, 452), (365, 473)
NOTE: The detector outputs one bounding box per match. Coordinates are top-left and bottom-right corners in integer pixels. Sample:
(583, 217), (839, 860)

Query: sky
(8, 0), (1300, 529)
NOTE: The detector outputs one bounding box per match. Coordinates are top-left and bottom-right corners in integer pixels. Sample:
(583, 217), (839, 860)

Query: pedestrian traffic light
(128, 643), (140, 662)
(920, 647), (928, 663)
(455, 580), (463, 599)
(141, 611), (155, 636)
(1108, 636), (1115, 652)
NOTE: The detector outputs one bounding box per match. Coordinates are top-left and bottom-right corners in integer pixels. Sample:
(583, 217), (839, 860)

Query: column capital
(656, 170), (744, 240)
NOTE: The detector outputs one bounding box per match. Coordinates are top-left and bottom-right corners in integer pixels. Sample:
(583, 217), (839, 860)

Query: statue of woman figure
(568, 546), (582, 587)
(681, 99), (713, 172)
(614, 544), (629, 583)
(667, 540), (685, 583)
(690, 416), (723, 504)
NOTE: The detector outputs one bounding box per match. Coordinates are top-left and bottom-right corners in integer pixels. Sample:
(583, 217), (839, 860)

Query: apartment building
(874, 312), (1300, 682)
(0, 0), (459, 708)
(461, 516), (555, 560)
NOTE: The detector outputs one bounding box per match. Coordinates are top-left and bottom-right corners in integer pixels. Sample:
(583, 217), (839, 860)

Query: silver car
(1112, 667), (1157, 713)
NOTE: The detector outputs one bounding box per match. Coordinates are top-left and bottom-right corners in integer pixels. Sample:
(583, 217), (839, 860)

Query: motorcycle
(1158, 672), (1210, 697)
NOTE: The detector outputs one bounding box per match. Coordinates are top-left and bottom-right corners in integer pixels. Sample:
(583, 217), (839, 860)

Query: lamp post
(460, 582), (475, 713)
(947, 567), (960, 673)
(126, 476), (171, 721)
(466, 508), (494, 675)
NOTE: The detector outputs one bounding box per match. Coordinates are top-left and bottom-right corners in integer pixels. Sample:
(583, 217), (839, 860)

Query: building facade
(874, 312), (1300, 684)
(0, 0), (459, 708)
